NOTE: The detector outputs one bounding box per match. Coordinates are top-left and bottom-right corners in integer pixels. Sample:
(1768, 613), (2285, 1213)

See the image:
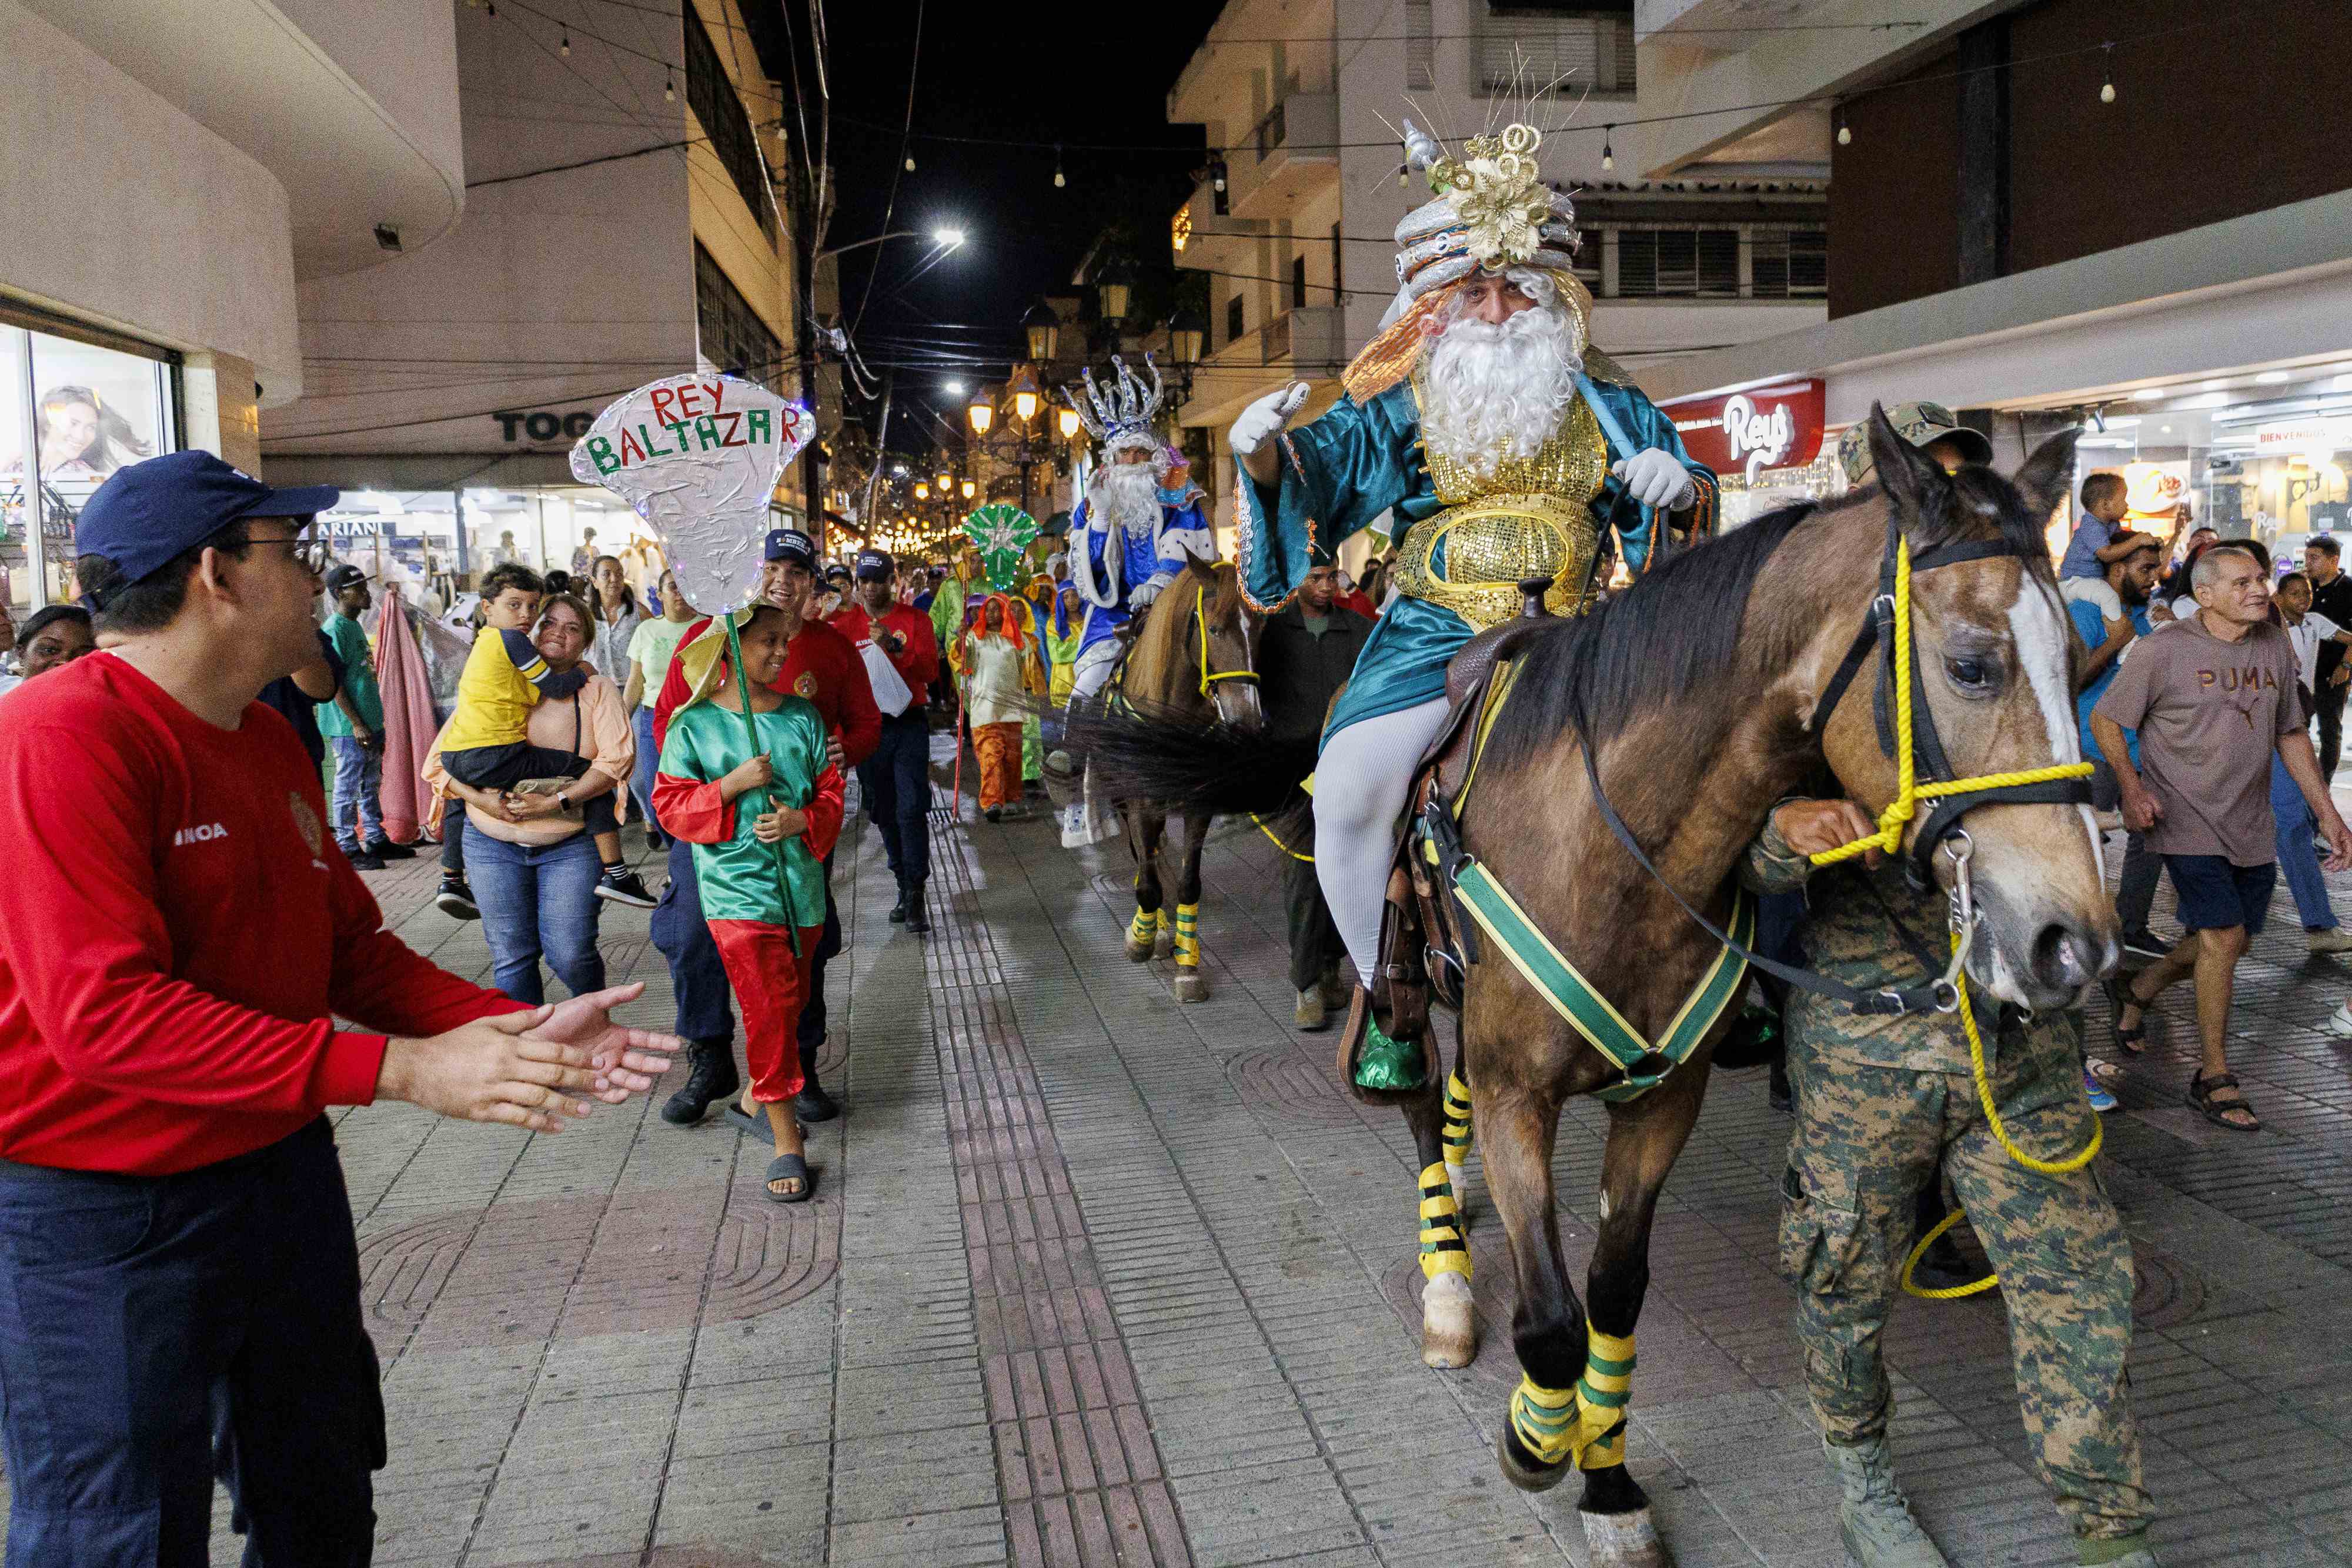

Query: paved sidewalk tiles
(7, 751), (2352, 1565)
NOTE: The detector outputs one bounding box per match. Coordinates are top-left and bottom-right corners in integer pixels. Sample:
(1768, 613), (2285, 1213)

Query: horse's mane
(1128, 556), (1238, 694)
(1481, 466), (2058, 779)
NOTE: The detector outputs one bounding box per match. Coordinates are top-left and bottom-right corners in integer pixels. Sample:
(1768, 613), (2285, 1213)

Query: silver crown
(1062, 355), (1164, 447)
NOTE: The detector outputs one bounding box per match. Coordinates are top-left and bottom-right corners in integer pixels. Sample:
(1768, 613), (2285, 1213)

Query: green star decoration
(963, 503), (1040, 591)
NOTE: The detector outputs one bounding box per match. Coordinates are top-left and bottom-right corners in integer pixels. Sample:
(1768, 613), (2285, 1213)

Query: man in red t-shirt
(651, 526), (878, 1127)
(828, 547), (941, 929)
(0, 452), (677, 1564)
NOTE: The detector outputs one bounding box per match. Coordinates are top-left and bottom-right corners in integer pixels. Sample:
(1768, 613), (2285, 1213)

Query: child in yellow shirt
(436, 564), (654, 908)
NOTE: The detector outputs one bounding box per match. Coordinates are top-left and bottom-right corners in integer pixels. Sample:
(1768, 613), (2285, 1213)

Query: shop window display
(0, 323), (177, 613)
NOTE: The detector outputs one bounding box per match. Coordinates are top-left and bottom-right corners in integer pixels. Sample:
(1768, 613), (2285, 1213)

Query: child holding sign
(652, 603), (842, 1201)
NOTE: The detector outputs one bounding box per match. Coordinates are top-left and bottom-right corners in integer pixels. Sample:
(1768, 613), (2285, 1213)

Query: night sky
(820, 2), (1229, 457)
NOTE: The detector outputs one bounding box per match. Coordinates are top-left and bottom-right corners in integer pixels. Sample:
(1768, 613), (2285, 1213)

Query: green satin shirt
(657, 698), (832, 927)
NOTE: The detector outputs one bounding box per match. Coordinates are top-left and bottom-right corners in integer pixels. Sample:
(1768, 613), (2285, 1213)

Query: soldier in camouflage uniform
(1744, 797), (2155, 1568)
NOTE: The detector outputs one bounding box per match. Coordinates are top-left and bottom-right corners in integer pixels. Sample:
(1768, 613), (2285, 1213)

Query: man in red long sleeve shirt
(650, 527), (879, 1126)
(828, 547), (943, 931)
(0, 452), (677, 1566)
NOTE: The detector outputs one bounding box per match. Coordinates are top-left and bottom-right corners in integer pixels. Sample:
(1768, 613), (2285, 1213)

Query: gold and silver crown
(1063, 355), (1164, 452)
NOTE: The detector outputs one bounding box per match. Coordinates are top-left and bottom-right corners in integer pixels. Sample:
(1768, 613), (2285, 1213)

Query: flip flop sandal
(724, 1101), (769, 1139)
(2188, 1071), (2261, 1132)
(763, 1152), (814, 1203)
(2104, 978), (2150, 1055)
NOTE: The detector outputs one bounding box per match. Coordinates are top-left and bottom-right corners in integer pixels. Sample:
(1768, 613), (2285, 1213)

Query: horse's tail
(1067, 698), (1317, 821)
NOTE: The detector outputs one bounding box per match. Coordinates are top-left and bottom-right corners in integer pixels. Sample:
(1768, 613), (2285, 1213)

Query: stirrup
(1335, 986), (1434, 1104)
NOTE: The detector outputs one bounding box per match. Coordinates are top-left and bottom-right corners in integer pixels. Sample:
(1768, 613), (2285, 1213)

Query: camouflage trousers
(1780, 1033), (2151, 1543)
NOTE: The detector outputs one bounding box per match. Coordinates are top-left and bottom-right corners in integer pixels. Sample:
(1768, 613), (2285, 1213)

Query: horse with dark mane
(1083, 413), (2113, 1566)
(1081, 556), (1266, 999)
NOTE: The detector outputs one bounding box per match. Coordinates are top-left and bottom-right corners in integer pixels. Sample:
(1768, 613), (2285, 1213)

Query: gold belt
(1392, 494), (1602, 630)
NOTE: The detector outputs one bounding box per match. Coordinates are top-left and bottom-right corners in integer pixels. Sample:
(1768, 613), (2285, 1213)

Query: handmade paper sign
(568, 373), (814, 614)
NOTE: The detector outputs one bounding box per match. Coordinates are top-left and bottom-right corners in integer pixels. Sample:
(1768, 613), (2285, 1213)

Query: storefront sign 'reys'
(1661, 377), (1826, 482)
(569, 373), (814, 615)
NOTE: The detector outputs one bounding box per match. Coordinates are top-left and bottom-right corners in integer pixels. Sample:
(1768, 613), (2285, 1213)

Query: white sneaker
(2309, 928), (2352, 955)
(2328, 1001), (2352, 1038)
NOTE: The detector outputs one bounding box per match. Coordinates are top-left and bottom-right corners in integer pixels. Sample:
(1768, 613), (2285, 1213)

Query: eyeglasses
(240, 530), (332, 576)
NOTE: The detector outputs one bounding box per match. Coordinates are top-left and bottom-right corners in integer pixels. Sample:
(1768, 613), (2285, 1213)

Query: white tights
(1313, 697), (1452, 987)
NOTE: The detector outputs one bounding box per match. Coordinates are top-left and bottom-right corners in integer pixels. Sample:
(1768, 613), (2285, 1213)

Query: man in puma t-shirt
(2094, 544), (2352, 1133)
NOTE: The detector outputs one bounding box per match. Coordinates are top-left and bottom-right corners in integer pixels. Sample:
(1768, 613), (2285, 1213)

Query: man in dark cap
(828, 547), (941, 931)
(0, 451), (677, 1564)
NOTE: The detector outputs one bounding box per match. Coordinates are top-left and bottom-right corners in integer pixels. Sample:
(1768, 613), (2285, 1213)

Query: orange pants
(707, 920), (823, 1101)
(974, 720), (1022, 811)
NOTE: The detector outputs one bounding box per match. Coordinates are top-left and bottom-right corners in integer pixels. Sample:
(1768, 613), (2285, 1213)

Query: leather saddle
(1341, 577), (1571, 1104)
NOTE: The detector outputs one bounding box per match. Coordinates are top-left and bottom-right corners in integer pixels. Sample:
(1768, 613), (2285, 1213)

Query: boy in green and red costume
(653, 602), (843, 1201)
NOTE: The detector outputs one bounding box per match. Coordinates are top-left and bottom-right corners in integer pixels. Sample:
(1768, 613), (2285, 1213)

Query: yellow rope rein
(1799, 537), (2099, 1299)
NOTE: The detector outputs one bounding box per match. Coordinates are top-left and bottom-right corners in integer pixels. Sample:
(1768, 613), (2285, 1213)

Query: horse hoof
(1154, 932), (1175, 959)
(1579, 1507), (1671, 1568)
(1172, 971), (1209, 1003)
(1421, 1271), (1475, 1368)
(1124, 937), (1154, 962)
(1496, 1426), (1570, 1493)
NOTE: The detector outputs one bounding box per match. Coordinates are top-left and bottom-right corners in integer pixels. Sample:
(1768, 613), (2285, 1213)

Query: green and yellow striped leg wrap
(1172, 902), (1200, 968)
(1508, 1327), (1635, 1469)
(1441, 1072), (1474, 1169)
(1416, 1162), (1470, 1283)
(1129, 907), (1157, 951)
(1157, 907), (1171, 937)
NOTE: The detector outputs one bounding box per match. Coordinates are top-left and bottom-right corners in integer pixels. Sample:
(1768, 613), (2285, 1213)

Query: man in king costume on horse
(1063, 358), (1214, 710)
(1229, 119), (1718, 1089)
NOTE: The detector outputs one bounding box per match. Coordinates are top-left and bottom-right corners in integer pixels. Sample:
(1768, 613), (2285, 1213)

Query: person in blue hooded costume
(1061, 356), (1214, 711)
(1229, 119), (1719, 1089)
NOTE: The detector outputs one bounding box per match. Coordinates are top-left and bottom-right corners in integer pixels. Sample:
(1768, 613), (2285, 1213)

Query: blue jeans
(632, 706), (663, 838)
(650, 834), (736, 1044)
(326, 735), (382, 853)
(466, 830), (606, 1005)
(2272, 754), (2336, 931)
(0, 1119), (380, 1567)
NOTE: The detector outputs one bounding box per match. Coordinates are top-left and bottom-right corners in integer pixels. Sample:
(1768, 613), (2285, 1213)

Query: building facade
(1164, 0), (1830, 553)
(261, 0), (808, 599)
(0, 0), (464, 613)
(1638, 0), (2352, 550)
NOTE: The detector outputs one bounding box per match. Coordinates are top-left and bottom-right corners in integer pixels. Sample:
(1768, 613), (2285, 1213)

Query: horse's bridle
(1191, 582), (1258, 703)
(1805, 513), (2094, 884)
(1570, 511), (2092, 1017)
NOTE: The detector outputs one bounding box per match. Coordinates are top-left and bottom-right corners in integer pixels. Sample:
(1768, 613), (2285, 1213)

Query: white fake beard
(1090, 461), (1164, 540)
(1419, 305), (1581, 481)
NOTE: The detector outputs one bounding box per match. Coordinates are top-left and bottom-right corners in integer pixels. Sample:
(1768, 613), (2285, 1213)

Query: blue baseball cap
(855, 548), (893, 581)
(75, 451), (339, 593)
(764, 527), (816, 567)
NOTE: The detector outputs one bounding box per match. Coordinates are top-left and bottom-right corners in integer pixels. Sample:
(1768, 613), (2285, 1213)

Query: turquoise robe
(1235, 372), (1716, 739)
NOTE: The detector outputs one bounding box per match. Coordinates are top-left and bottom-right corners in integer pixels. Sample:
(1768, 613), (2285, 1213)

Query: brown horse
(1106, 557), (1263, 1001)
(1086, 415), (2113, 1566)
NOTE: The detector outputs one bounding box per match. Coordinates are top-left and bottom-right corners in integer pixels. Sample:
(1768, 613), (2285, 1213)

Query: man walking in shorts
(2093, 544), (2352, 1131)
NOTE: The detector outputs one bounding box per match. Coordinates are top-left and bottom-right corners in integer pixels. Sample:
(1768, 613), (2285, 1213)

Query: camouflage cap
(1836, 401), (1996, 485)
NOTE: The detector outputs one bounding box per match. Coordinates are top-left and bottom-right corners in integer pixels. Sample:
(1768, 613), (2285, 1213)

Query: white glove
(1613, 447), (1696, 511)
(1230, 382), (1311, 458)
(1128, 578), (1165, 613)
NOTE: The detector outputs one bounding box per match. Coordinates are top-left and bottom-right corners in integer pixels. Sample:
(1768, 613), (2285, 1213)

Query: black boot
(794, 1071), (841, 1124)
(888, 877), (909, 924)
(904, 878), (931, 934)
(660, 1038), (741, 1126)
